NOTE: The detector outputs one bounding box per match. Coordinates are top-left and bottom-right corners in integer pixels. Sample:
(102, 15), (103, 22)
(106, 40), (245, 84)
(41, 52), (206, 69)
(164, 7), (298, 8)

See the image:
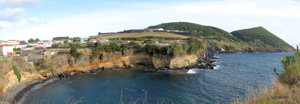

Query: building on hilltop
(37, 40), (54, 48)
(147, 28), (164, 32)
(80, 38), (88, 44)
(100, 38), (109, 43)
(89, 38), (109, 43)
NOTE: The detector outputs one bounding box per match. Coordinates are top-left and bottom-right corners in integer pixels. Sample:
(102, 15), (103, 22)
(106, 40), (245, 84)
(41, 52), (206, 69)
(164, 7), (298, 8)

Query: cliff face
(37, 50), (201, 77)
(0, 50), (202, 103)
(0, 57), (44, 103)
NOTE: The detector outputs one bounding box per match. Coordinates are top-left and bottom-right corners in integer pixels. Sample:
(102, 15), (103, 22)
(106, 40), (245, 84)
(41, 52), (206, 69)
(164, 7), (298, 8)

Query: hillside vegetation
(89, 32), (190, 40)
(148, 22), (294, 52)
(231, 26), (294, 49)
(233, 47), (300, 104)
(148, 22), (240, 42)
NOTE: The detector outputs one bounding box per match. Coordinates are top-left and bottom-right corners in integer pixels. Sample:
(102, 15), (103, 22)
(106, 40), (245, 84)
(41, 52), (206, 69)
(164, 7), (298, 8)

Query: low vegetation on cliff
(145, 37), (203, 57)
(233, 46), (300, 104)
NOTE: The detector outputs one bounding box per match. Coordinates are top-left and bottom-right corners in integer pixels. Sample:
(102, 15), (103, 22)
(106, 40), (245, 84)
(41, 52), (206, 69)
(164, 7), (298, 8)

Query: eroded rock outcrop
(37, 50), (202, 77)
(0, 57), (44, 104)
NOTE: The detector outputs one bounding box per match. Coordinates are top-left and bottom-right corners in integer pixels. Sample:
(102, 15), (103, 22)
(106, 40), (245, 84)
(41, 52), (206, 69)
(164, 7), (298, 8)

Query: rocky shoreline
(13, 78), (58, 104)
(9, 51), (218, 104)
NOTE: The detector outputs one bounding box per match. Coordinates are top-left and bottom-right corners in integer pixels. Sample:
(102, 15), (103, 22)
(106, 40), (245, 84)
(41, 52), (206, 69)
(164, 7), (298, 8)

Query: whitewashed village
(0, 38), (87, 56)
(0, 28), (196, 57)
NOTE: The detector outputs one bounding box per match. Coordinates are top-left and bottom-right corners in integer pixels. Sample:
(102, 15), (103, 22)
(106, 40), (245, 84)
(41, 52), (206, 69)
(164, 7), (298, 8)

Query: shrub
(121, 44), (130, 51)
(12, 66), (21, 82)
(277, 46), (300, 85)
(188, 37), (203, 54)
(109, 42), (121, 52)
(145, 44), (160, 55)
(70, 45), (82, 58)
(13, 48), (21, 51)
(145, 43), (182, 57)
(128, 42), (141, 50)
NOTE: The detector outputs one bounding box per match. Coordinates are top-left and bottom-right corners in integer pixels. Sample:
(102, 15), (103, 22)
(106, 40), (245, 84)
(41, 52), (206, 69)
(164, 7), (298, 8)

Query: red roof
(0, 44), (13, 46)
(89, 39), (100, 41)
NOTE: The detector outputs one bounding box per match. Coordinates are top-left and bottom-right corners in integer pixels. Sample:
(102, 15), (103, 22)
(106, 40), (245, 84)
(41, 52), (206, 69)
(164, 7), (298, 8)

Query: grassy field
(89, 32), (191, 40)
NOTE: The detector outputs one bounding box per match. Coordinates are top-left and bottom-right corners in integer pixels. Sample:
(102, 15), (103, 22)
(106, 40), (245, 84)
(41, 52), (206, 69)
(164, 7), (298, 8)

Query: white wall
(0, 46), (14, 56)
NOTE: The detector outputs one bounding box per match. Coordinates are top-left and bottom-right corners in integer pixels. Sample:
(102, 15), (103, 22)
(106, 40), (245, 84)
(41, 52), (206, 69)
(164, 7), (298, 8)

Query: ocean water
(23, 52), (292, 104)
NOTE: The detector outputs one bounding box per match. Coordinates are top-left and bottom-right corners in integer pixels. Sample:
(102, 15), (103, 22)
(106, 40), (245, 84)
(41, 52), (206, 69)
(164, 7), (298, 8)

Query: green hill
(148, 22), (294, 52)
(231, 27), (294, 49)
(148, 22), (240, 42)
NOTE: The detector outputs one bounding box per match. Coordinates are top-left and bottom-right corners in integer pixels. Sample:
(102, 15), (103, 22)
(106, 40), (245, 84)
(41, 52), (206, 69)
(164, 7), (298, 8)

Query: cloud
(0, 0), (38, 7)
(28, 17), (45, 24)
(0, 8), (25, 21)
(16, 17), (46, 26)
(0, 21), (11, 29)
(1, 0), (300, 47)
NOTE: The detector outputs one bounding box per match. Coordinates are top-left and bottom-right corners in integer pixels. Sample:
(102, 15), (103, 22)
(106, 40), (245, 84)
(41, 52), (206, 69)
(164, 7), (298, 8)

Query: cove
(23, 52), (291, 104)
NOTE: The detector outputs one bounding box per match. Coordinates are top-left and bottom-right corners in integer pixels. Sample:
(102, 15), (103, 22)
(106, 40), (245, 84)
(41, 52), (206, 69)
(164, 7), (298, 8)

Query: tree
(121, 44), (130, 51)
(145, 44), (160, 55)
(28, 38), (34, 43)
(109, 42), (121, 52)
(73, 37), (81, 42)
(188, 37), (203, 54)
(182, 43), (189, 51)
(53, 36), (70, 40)
(34, 38), (40, 43)
(70, 44), (82, 58)
(64, 40), (68, 44)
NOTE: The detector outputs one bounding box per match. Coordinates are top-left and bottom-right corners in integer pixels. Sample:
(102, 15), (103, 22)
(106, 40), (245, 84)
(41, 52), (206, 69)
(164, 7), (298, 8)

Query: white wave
(214, 65), (220, 69)
(187, 68), (202, 74)
(70, 72), (76, 75)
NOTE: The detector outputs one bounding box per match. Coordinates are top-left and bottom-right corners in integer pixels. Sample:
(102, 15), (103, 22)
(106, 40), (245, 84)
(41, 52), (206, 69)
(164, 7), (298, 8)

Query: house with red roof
(100, 38), (109, 43)
(0, 45), (14, 56)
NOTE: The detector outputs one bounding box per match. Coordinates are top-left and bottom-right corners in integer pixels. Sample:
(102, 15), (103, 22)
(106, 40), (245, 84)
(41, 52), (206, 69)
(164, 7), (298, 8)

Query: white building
(0, 45), (14, 56)
(13, 44), (27, 50)
(100, 38), (109, 43)
(80, 38), (87, 44)
(148, 28), (164, 32)
(54, 40), (64, 44)
(41, 41), (54, 47)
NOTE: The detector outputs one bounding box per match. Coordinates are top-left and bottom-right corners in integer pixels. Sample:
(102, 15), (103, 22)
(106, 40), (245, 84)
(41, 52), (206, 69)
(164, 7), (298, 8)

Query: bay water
(24, 52), (291, 104)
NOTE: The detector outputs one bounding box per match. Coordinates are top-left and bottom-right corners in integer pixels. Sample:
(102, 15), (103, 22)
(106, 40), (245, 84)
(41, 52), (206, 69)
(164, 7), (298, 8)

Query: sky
(0, 0), (299, 47)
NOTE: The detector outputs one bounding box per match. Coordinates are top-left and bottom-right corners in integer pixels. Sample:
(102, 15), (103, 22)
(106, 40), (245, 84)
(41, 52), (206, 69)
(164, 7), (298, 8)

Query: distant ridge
(148, 22), (294, 52)
(231, 26), (294, 49)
